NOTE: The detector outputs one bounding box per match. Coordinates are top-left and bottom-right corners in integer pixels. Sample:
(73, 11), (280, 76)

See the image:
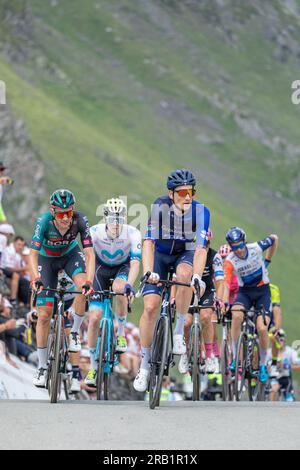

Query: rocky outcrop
(0, 103), (47, 234)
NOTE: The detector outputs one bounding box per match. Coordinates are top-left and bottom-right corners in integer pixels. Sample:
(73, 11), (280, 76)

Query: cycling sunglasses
(54, 210), (74, 219)
(231, 242), (246, 251)
(174, 188), (196, 198)
(106, 216), (125, 225)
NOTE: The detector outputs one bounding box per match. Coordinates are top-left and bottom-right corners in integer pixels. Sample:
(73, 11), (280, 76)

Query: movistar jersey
(31, 211), (93, 258)
(224, 237), (275, 288)
(90, 224), (142, 267)
(145, 196), (210, 255)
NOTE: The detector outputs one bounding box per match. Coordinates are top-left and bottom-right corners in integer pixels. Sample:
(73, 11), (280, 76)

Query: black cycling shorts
(37, 247), (86, 307)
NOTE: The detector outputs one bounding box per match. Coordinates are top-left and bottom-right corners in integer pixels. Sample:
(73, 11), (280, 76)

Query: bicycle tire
(49, 314), (63, 404)
(235, 333), (247, 402)
(221, 339), (233, 402)
(190, 324), (201, 401)
(96, 320), (108, 401)
(248, 338), (260, 402)
(149, 316), (169, 410)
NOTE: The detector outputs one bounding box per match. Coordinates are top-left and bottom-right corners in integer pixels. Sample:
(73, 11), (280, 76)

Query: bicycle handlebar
(136, 271), (191, 298)
(93, 290), (132, 314)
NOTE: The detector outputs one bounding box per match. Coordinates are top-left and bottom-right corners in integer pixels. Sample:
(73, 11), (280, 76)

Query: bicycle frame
(95, 297), (118, 374)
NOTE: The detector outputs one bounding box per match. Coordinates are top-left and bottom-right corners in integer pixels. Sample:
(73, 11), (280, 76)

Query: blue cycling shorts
(143, 249), (194, 297)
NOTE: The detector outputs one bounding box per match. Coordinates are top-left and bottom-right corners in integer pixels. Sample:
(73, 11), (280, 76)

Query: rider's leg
(174, 263), (193, 337)
(113, 277), (128, 337)
(36, 306), (53, 369)
(231, 305), (244, 359)
(184, 314), (193, 348)
(256, 315), (271, 366)
(87, 307), (103, 369)
(270, 382), (280, 401)
(71, 272), (88, 334)
(139, 294), (161, 371)
(200, 308), (214, 359)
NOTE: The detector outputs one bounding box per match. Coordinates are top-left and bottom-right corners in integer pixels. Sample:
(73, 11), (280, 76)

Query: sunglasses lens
(55, 211), (73, 219)
(176, 189), (194, 198)
(232, 243), (245, 251)
(107, 216), (125, 225)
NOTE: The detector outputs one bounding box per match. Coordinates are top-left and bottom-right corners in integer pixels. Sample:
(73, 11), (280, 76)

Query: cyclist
(134, 169), (210, 392)
(219, 244), (239, 305)
(267, 330), (300, 402)
(29, 189), (95, 388)
(179, 229), (225, 375)
(223, 227), (279, 384)
(84, 198), (141, 387)
(268, 283), (283, 379)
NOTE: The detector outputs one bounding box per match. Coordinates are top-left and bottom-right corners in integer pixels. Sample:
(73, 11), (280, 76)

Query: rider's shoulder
(152, 195), (172, 207)
(90, 223), (106, 235)
(126, 224), (141, 236)
(37, 210), (52, 224)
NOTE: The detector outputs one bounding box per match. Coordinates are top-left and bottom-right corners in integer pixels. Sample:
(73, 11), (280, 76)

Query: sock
(205, 343), (213, 359)
(116, 315), (127, 336)
(260, 349), (268, 366)
(37, 347), (48, 370)
(72, 366), (80, 380)
(232, 340), (238, 359)
(71, 313), (85, 334)
(89, 348), (97, 369)
(213, 341), (220, 358)
(140, 347), (151, 371)
(174, 313), (186, 336)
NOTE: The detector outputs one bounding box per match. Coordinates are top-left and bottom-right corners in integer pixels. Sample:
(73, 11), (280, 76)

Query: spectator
(0, 224), (15, 259)
(0, 236), (30, 307)
(0, 162), (13, 224)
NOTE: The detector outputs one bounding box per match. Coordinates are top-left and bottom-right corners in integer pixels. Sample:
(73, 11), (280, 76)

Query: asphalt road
(0, 400), (299, 450)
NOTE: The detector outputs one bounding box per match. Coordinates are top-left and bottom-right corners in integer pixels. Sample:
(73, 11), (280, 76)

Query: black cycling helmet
(226, 227), (246, 245)
(50, 189), (76, 209)
(167, 169), (196, 190)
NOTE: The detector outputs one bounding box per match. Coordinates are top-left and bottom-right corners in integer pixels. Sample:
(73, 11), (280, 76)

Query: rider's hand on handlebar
(191, 274), (206, 296)
(82, 281), (94, 296)
(124, 283), (136, 300)
(31, 278), (44, 294)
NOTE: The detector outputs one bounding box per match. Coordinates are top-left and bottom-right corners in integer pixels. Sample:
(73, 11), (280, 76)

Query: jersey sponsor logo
(33, 241), (41, 248)
(101, 249), (124, 260)
(83, 239), (91, 246)
(34, 225), (41, 239)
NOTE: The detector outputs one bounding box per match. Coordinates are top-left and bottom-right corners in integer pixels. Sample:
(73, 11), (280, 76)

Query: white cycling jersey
(224, 237), (274, 288)
(90, 224), (142, 267)
(267, 347), (300, 379)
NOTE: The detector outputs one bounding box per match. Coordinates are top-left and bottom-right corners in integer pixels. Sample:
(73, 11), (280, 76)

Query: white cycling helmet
(103, 198), (127, 217)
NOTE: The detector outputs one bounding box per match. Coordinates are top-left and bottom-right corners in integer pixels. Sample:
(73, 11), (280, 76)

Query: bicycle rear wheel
(235, 333), (247, 401)
(189, 324), (201, 401)
(96, 320), (108, 401)
(149, 316), (169, 410)
(221, 339), (234, 402)
(48, 314), (63, 404)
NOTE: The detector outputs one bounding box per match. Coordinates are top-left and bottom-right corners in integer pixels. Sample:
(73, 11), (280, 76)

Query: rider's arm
(273, 305), (282, 330)
(223, 259), (234, 304)
(213, 253), (225, 300)
(128, 259), (140, 287)
(258, 234), (279, 261)
(29, 249), (40, 281)
(142, 239), (155, 274)
(83, 247), (95, 284)
(128, 228), (142, 286)
(193, 205), (210, 278)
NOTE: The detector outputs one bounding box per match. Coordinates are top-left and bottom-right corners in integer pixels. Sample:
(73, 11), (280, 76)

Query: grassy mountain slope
(0, 0), (300, 338)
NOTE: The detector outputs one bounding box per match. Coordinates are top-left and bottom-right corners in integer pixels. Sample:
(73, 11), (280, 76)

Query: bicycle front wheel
(234, 333), (247, 402)
(189, 323), (201, 401)
(149, 316), (169, 410)
(221, 339), (234, 402)
(96, 320), (108, 401)
(49, 314), (63, 404)
(248, 338), (260, 402)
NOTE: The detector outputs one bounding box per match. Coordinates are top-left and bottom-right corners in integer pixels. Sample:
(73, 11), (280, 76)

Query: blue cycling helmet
(226, 227), (246, 245)
(167, 169), (196, 190)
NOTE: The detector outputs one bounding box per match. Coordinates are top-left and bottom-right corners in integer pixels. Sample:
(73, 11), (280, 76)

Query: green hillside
(0, 0), (300, 340)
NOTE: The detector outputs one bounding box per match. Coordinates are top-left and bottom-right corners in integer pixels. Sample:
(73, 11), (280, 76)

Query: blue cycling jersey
(145, 196), (210, 255)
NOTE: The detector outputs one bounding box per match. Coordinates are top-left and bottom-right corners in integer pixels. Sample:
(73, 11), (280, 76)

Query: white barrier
(0, 342), (48, 400)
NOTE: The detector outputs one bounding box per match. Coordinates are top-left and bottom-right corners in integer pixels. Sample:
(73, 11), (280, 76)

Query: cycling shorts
(233, 284), (272, 318)
(143, 249), (194, 297)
